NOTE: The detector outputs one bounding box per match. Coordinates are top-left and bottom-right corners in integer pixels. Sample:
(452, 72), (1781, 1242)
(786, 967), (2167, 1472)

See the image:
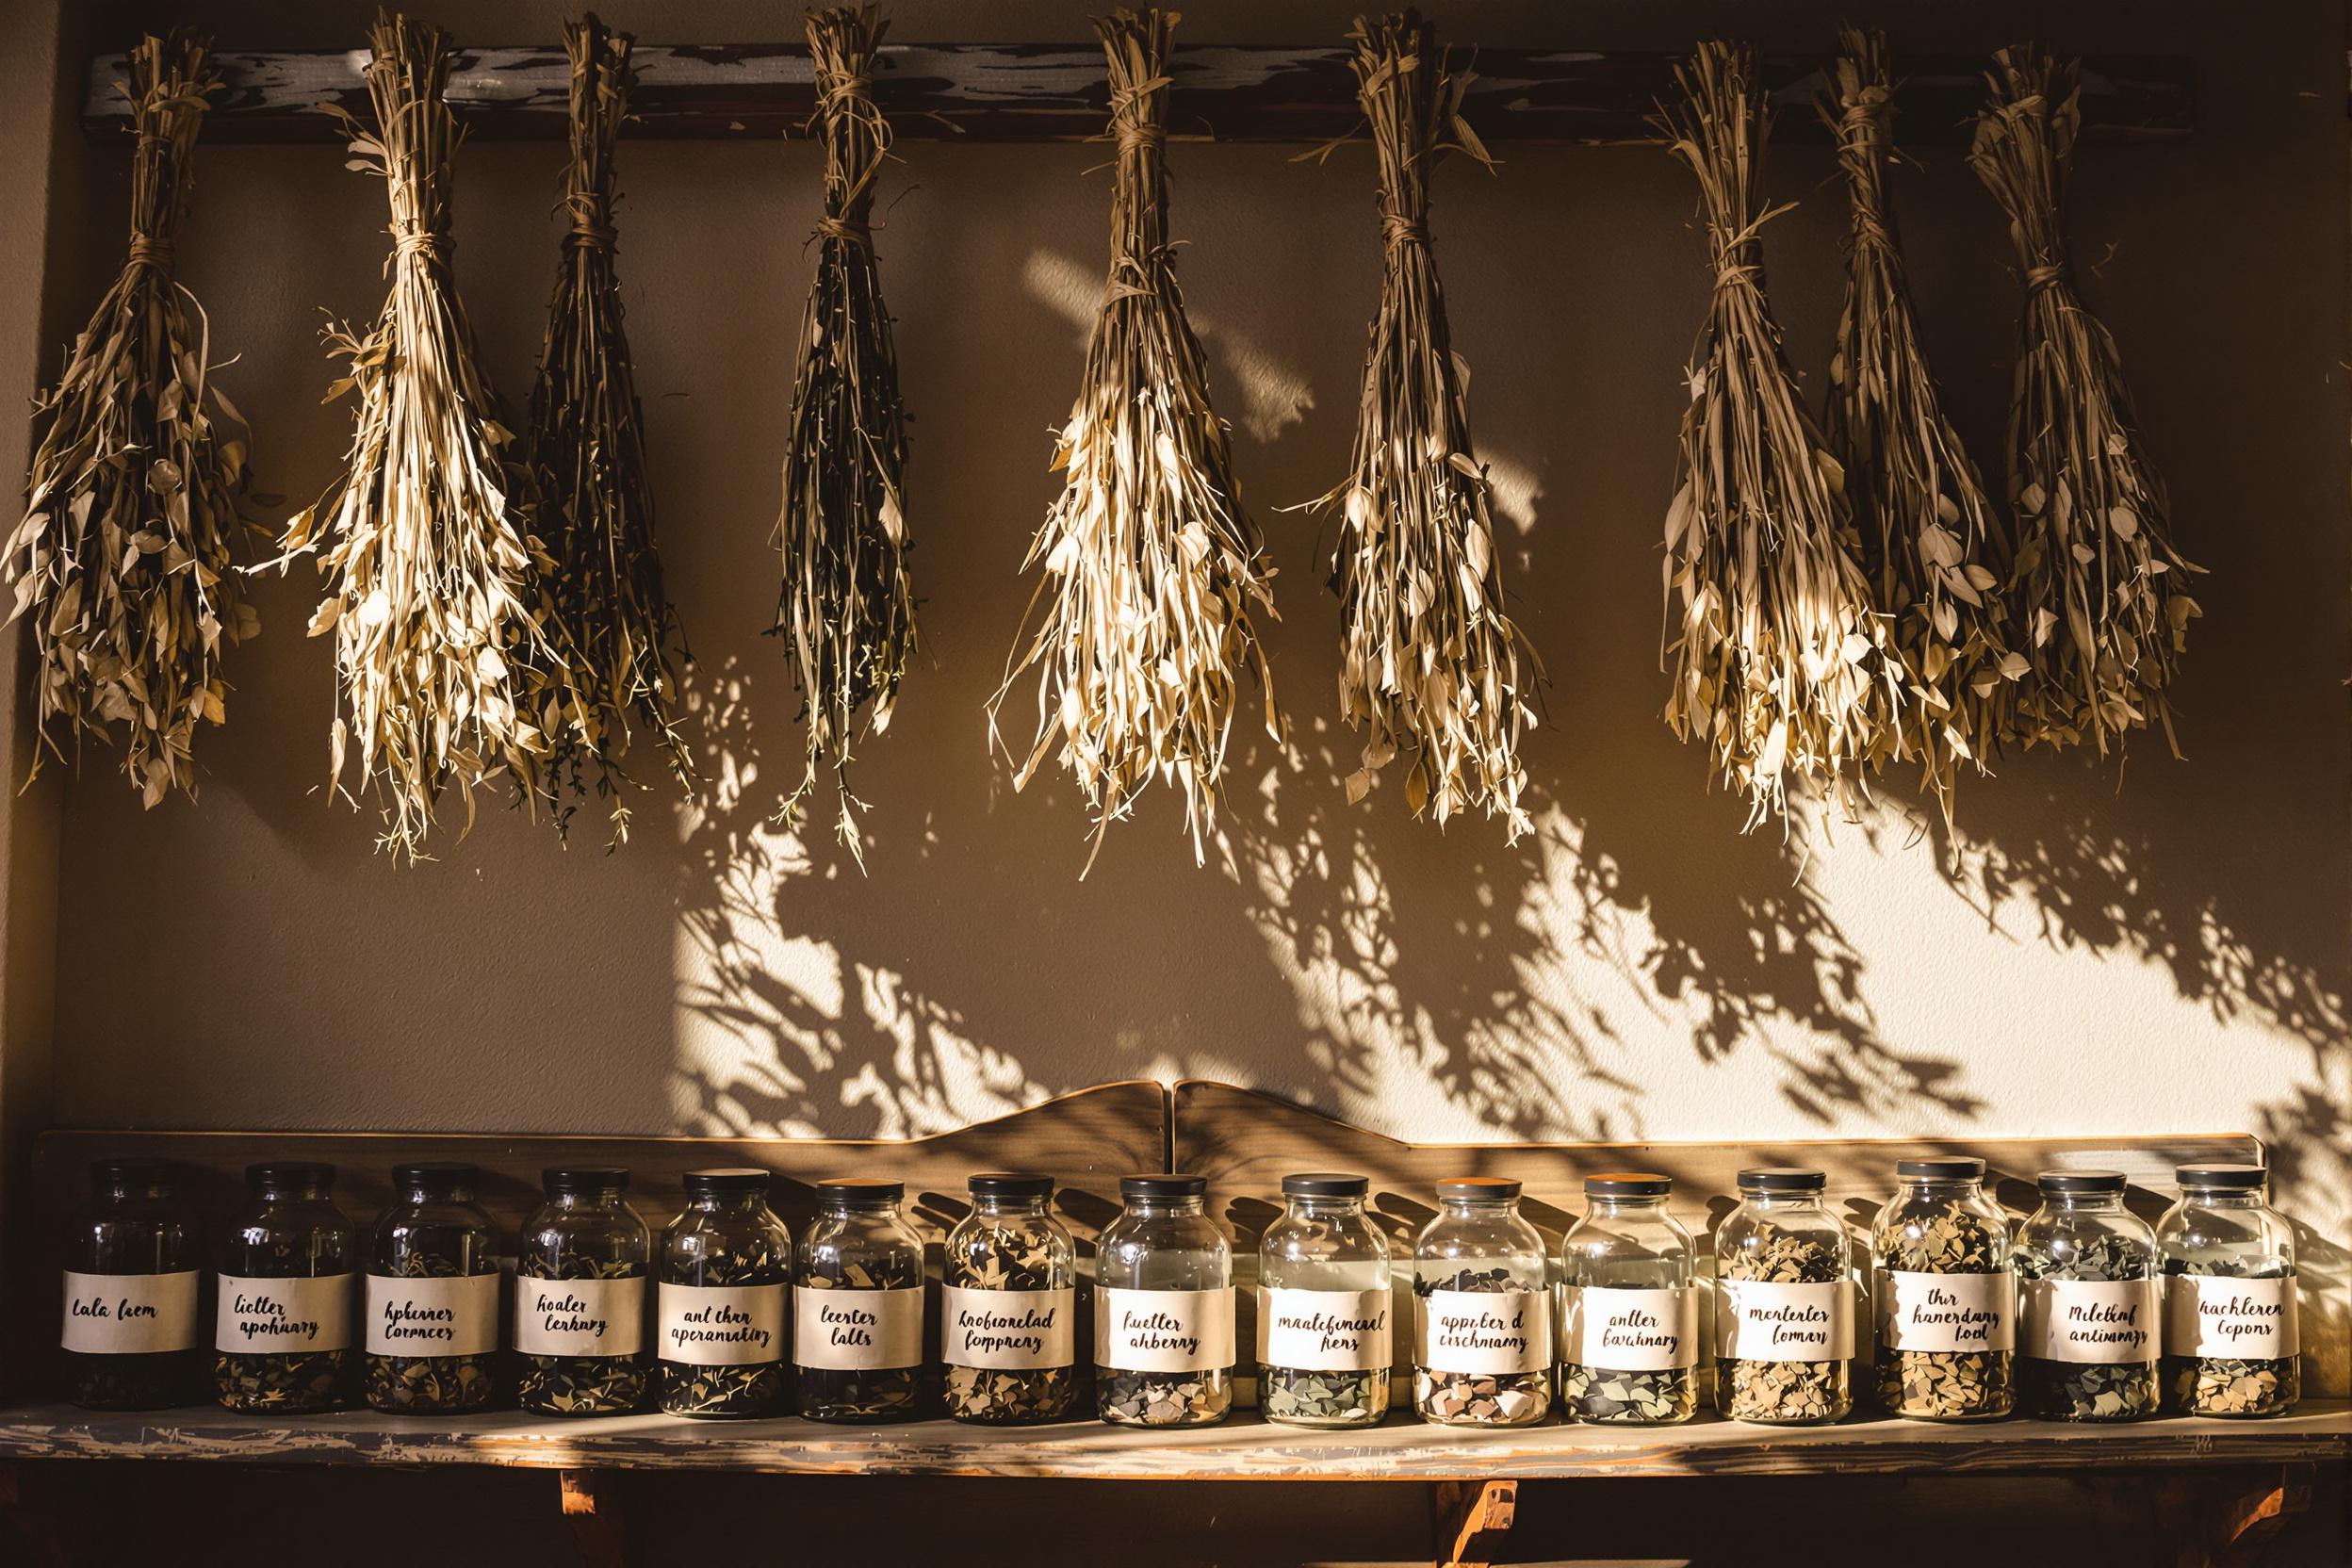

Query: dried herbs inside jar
(362, 1163), (500, 1413)
(1713, 1168), (1854, 1426)
(1257, 1172), (1393, 1428)
(658, 1168), (791, 1418)
(942, 1173), (1079, 1424)
(1412, 1178), (1550, 1427)
(214, 1162), (354, 1413)
(516, 1166), (651, 1416)
(2157, 1165), (2301, 1418)
(2017, 1170), (2158, 1422)
(1871, 1158), (2016, 1421)
(63, 1159), (205, 1410)
(1559, 1174), (1698, 1425)
(1096, 1174), (1235, 1427)
(795, 1179), (925, 1421)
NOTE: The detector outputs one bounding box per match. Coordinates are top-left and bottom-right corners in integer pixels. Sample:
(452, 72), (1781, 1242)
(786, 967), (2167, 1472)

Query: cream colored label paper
(657, 1282), (784, 1365)
(941, 1286), (1074, 1370)
(215, 1273), (354, 1354)
(1562, 1284), (1698, 1371)
(2165, 1275), (2298, 1360)
(1415, 1288), (1549, 1375)
(515, 1274), (646, 1358)
(1257, 1287), (1392, 1371)
(1718, 1279), (1855, 1362)
(365, 1272), (500, 1357)
(794, 1284), (923, 1370)
(1096, 1286), (1234, 1373)
(62, 1270), (201, 1355)
(2023, 1278), (2158, 1364)
(1877, 1269), (2016, 1352)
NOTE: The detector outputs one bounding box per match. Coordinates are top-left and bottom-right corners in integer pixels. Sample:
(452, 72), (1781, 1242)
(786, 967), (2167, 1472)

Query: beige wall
(17, 0), (2345, 1383)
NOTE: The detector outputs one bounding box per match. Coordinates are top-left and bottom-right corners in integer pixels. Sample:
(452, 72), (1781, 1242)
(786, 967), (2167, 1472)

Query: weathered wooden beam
(79, 42), (2194, 146)
(1431, 1478), (1518, 1568)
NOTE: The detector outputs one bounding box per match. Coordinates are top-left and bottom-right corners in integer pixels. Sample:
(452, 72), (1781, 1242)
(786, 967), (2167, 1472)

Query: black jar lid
(1896, 1157), (1984, 1182)
(1585, 1170), (1672, 1199)
(1435, 1175), (1520, 1201)
(1738, 1167), (1826, 1193)
(1282, 1171), (1369, 1199)
(247, 1161), (335, 1192)
(546, 1166), (629, 1195)
(683, 1167), (773, 1197)
(393, 1162), (481, 1199)
(1120, 1173), (1207, 1200)
(2038, 1169), (2127, 1196)
(969, 1171), (1054, 1200)
(818, 1178), (904, 1210)
(2177, 1163), (2268, 1191)
(90, 1157), (176, 1190)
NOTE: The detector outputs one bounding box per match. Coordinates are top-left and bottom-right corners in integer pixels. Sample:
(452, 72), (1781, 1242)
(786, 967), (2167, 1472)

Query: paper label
(793, 1284), (923, 1370)
(514, 1274), (646, 1358)
(1719, 1278), (1856, 1362)
(2023, 1278), (2159, 1364)
(657, 1282), (785, 1365)
(215, 1273), (354, 1354)
(1414, 1288), (1549, 1375)
(1257, 1287), (1392, 1371)
(941, 1286), (1074, 1369)
(1561, 1284), (1698, 1370)
(1095, 1286), (1234, 1372)
(61, 1270), (201, 1355)
(364, 1272), (500, 1357)
(2165, 1275), (2299, 1360)
(1877, 1269), (2016, 1352)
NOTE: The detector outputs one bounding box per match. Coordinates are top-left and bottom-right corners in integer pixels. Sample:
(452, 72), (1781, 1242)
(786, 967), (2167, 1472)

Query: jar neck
(1588, 1195), (1667, 1216)
(2045, 1192), (2127, 1213)
(2182, 1188), (2263, 1209)
(254, 1182), (329, 1203)
(399, 1185), (475, 1206)
(1285, 1196), (1365, 1218)
(98, 1179), (173, 1202)
(548, 1188), (625, 1211)
(1739, 1189), (1825, 1212)
(973, 1195), (1049, 1218)
(1125, 1197), (1204, 1218)
(1439, 1197), (1517, 1218)
(823, 1202), (902, 1222)
(1901, 1178), (1984, 1201)
(688, 1191), (768, 1214)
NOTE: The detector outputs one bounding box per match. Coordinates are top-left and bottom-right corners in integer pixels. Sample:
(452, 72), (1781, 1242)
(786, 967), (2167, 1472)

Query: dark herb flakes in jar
(214, 1162), (356, 1413)
(1871, 1160), (2016, 1421)
(658, 1168), (791, 1418)
(363, 1164), (502, 1413)
(516, 1167), (652, 1416)
(64, 1159), (205, 1410)
(794, 1179), (925, 1422)
(942, 1173), (1079, 1424)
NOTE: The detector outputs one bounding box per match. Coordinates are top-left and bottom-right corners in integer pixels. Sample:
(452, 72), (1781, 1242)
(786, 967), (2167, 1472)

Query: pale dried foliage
(9, 31), (259, 807)
(1821, 28), (2018, 826)
(525, 13), (691, 849)
(775, 2), (917, 867)
(277, 13), (550, 860)
(1657, 41), (1897, 830)
(1308, 10), (1538, 840)
(990, 8), (1280, 873)
(1971, 47), (2201, 761)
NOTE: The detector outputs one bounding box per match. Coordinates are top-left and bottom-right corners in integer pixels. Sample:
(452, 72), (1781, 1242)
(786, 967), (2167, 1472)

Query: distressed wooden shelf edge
(0, 1401), (2341, 1479)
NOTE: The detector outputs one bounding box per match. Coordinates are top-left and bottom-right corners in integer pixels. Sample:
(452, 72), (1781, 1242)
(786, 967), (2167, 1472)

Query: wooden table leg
(561, 1468), (629, 1568)
(2154, 1462), (2315, 1568)
(1431, 1478), (1517, 1568)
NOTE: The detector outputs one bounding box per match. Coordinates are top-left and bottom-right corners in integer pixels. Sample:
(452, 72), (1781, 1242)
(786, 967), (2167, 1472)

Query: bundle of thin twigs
(277, 12), (550, 860)
(989, 8), (1280, 872)
(774, 2), (917, 865)
(8, 31), (259, 807)
(1305, 10), (1538, 840)
(1821, 27), (2018, 825)
(1970, 47), (2200, 760)
(524, 12), (690, 849)
(1656, 41), (1897, 829)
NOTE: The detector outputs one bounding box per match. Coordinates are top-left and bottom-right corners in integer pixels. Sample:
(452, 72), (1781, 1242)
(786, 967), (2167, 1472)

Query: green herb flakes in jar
(1871, 1157), (2016, 1421)
(795, 1178), (925, 1422)
(942, 1172), (1078, 1424)
(1412, 1177), (1550, 1427)
(2158, 1164), (2300, 1418)
(516, 1166), (651, 1416)
(1257, 1172), (1392, 1428)
(363, 1163), (501, 1413)
(1714, 1168), (1854, 1425)
(63, 1159), (204, 1410)
(215, 1162), (355, 1413)
(2017, 1170), (2158, 1422)
(1095, 1174), (1234, 1427)
(658, 1168), (790, 1417)
(1560, 1172), (1697, 1425)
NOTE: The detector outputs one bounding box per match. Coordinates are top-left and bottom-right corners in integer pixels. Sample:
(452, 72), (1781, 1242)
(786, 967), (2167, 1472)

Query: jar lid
(969, 1172), (1054, 1200)
(2038, 1169), (2127, 1196)
(1895, 1157), (1984, 1182)
(1737, 1167), (1825, 1193)
(1282, 1171), (1368, 1199)
(2177, 1163), (2268, 1191)
(394, 1162), (481, 1198)
(683, 1167), (773, 1197)
(545, 1166), (629, 1195)
(247, 1161), (335, 1192)
(1120, 1173), (1207, 1200)
(818, 1177), (904, 1210)
(1435, 1176), (1520, 1201)
(90, 1157), (175, 1190)
(1585, 1170), (1671, 1199)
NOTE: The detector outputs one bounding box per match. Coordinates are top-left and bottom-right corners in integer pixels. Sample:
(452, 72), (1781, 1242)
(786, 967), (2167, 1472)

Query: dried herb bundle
(278, 12), (550, 860)
(9, 31), (259, 807)
(524, 14), (690, 848)
(1970, 48), (2200, 760)
(990, 8), (1280, 871)
(774, 3), (917, 863)
(1822, 29), (2017, 823)
(1308, 11), (1536, 837)
(1657, 42), (1896, 830)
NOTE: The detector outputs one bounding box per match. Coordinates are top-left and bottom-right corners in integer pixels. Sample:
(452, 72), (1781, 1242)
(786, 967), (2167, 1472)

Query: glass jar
(1559, 1172), (1697, 1424)
(516, 1166), (651, 1416)
(1871, 1157), (2016, 1421)
(1713, 1168), (1854, 1425)
(657, 1168), (791, 1418)
(363, 1163), (501, 1413)
(1257, 1172), (1393, 1428)
(1412, 1176), (1551, 1427)
(1095, 1174), (1234, 1427)
(215, 1161), (355, 1413)
(942, 1172), (1078, 1424)
(2157, 1164), (2300, 1418)
(2017, 1171), (2159, 1421)
(63, 1158), (204, 1410)
(795, 1178), (925, 1422)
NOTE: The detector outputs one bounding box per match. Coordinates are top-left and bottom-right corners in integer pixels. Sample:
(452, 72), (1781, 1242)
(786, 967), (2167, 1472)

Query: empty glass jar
(1095, 1174), (1233, 1427)
(942, 1172), (1078, 1424)
(2158, 1164), (2300, 1417)
(1257, 1172), (1393, 1428)
(658, 1168), (791, 1418)
(1560, 1172), (1697, 1425)
(363, 1163), (500, 1413)
(63, 1158), (204, 1410)
(1713, 1168), (1854, 1425)
(516, 1166), (651, 1416)
(1412, 1176), (1551, 1427)
(215, 1161), (354, 1413)
(795, 1178), (925, 1422)
(2017, 1170), (2159, 1422)
(1871, 1157), (2016, 1421)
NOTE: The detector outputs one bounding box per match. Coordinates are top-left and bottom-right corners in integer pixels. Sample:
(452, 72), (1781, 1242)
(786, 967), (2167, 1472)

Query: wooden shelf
(1, 1399), (2342, 1480)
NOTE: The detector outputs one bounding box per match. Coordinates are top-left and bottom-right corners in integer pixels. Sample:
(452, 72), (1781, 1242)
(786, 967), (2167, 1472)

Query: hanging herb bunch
(990, 7), (1280, 872)
(773, 2), (917, 865)
(524, 12), (691, 849)
(1821, 28), (2018, 826)
(8, 30), (260, 807)
(1656, 41), (1898, 829)
(1306, 10), (1539, 839)
(1970, 48), (2200, 761)
(278, 12), (553, 861)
